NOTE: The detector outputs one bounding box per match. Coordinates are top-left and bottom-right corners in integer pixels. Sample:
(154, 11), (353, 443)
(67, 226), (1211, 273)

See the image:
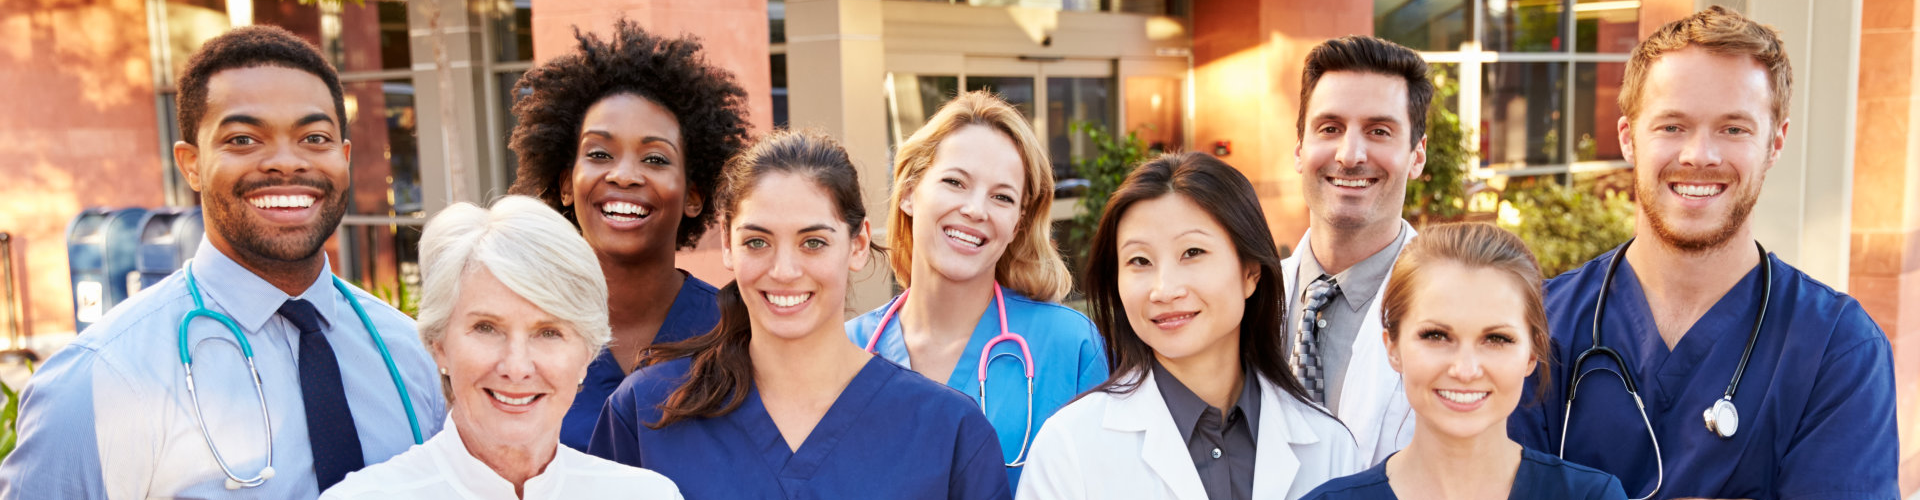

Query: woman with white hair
(322, 195), (682, 499)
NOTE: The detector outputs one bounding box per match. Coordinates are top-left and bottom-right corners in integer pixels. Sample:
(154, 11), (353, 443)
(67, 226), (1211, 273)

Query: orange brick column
(1853, 0), (1920, 495)
(1190, 0), (1372, 249)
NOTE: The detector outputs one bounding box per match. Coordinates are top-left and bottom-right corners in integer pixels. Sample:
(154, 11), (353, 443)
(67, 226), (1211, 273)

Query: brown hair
(1619, 5), (1791, 123)
(1380, 222), (1550, 400)
(1082, 152), (1317, 409)
(887, 91), (1072, 302)
(643, 129), (871, 429)
(1295, 35), (1434, 147)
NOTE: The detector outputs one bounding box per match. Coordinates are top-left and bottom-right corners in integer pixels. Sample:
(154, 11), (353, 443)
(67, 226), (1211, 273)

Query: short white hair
(416, 195), (610, 359)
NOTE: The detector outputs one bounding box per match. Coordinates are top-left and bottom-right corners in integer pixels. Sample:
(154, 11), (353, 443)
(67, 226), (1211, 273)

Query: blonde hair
(1380, 222), (1550, 400)
(416, 195), (611, 372)
(886, 91), (1071, 302)
(1620, 5), (1792, 123)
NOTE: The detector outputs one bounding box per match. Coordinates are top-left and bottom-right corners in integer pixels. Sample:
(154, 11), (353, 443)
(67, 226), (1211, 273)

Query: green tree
(1059, 122), (1151, 290)
(1405, 68), (1472, 224)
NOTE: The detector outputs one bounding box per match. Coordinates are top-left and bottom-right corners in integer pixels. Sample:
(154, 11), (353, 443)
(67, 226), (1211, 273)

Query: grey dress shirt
(1288, 225), (1409, 412)
(1153, 362), (1262, 500)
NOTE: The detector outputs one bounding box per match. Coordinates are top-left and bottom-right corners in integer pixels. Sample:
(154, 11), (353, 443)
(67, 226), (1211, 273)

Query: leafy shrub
(1498, 178), (1636, 278)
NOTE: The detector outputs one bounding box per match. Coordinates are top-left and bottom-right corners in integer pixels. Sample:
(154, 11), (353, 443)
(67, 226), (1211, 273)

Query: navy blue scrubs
(1508, 247), (1898, 500)
(589, 356), (1011, 500)
(1301, 448), (1625, 500)
(558, 272), (719, 452)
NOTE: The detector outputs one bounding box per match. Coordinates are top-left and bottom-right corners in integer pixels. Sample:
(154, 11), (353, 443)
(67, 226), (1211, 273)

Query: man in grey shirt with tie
(1280, 35), (1433, 465)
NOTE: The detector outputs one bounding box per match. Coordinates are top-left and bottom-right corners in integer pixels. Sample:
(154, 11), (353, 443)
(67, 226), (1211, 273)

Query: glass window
(772, 54), (789, 128)
(1046, 77), (1113, 181)
(1376, 0), (1473, 52)
(770, 0), (787, 45)
(1483, 62), (1567, 168)
(1485, 0), (1564, 52)
(965, 76), (1036, 120)
(888, 74), (961, 149)
(1575, 0), (1638, 53)
(340, 224), (424, 314)
(343, 79), (423, 216)
(492, 0), (535, 62)
(1573, 62), (1626, 162)
(1123, 76), (1183, 154)
(498, 71), (527, 188)
(332, 0), (411, 72)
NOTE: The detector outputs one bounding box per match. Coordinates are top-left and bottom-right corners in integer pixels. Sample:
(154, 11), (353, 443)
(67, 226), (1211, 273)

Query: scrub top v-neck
(590, 356), (1011, 499)
(558, 272), (719, 452)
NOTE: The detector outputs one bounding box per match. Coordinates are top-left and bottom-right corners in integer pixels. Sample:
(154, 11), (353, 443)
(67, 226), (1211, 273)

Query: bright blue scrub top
(1508, 247), (1898, 500)
(588, 356), (1012, 500)
(1301, 448), (1626, 500)
(558, 272), (718, 452)
(845, 289), (1108, 489)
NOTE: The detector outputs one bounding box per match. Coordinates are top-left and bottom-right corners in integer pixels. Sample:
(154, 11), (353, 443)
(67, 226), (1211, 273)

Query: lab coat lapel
(1103, 371), (1209, 500)
(1288, 223), (1418, 463)
(1250, 375), (1309, 499)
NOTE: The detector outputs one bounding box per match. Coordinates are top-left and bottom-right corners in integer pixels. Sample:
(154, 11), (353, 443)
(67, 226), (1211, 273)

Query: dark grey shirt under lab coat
(1153, 362), (1262, 500)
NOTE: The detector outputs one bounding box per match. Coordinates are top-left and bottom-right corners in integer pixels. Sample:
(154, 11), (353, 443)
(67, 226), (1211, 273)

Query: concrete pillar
(787, 0), (895, 313)
(409, 0), (491, 211)
(1743, 0), (1861, 290)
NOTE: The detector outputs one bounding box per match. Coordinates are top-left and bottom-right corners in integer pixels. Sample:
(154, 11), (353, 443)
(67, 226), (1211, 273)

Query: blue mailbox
(134, 207), (204, 292)
(66, 207), (149, 331)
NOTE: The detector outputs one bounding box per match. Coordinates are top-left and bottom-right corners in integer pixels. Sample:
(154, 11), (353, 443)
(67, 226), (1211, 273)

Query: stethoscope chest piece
(1704, 396), (1740, 439)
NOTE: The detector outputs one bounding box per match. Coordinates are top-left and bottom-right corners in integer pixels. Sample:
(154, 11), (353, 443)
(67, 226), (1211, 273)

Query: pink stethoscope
(864, 281), (1036, 467)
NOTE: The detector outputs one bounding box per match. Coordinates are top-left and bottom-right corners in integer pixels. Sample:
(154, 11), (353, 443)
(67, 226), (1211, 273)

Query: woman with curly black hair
(506, 19), (752, 453)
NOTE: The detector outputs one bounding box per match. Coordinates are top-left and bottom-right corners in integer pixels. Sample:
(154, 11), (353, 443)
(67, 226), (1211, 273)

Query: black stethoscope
(1560, 238), (1770, 500)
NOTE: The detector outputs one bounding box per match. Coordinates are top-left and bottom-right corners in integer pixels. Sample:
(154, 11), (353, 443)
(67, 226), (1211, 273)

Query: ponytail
(642, 280), (756, 429)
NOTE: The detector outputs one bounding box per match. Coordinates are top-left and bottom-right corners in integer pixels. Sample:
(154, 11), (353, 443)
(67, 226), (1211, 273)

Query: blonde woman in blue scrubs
(846, 91), (1107, 489)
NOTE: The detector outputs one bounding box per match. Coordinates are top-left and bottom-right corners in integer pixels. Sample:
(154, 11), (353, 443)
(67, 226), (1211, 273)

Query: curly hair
(506, 19), (753, 249)
(176, 25), (345, 146)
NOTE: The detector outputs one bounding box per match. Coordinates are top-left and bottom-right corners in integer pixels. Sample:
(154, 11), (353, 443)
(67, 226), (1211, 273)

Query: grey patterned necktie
(1294, 274), (1341, 404)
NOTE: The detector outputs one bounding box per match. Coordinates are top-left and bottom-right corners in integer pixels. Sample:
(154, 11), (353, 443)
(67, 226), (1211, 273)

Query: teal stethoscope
(180, 262), (423, 489)
(863, 282), (1035, 467)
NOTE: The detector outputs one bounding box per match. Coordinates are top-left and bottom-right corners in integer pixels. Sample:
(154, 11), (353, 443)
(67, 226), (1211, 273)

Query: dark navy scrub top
(589, 356), (1011, 500)
(1301, 448), (1626, 500)
(557, 272), (719, 452)
(1508, 247), (1898, 500)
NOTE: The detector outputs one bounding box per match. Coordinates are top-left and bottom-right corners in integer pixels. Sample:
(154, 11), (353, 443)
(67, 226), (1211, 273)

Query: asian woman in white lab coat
(1017, 152), (1363, 500)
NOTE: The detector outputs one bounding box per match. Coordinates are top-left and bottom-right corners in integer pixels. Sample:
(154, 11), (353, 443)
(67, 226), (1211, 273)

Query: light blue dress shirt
(0, 238), (446, 499)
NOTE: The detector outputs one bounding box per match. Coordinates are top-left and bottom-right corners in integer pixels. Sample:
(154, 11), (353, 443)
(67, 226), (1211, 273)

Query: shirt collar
(188, 237), (338, 333)
(1151, 361), (1264, 443)
(429, 414), (576, 498)
(1299, 222), (1410, 313)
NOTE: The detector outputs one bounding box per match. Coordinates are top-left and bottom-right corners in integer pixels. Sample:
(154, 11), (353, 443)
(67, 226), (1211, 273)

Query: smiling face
(725, 172), (871, 341)
(902, 125), (1026, 286)
(434, 265), (593, 451)
(1387, 261), (1535, 443)
(1115, 194), (1260, 372)
(1295, 71), (1426, 232)
(1623, 47), (1785, 253)
(175, 65), (352, 268)
(563, 93), (699, 262)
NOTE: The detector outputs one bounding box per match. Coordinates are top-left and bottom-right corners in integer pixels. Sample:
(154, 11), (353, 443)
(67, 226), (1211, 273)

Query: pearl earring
(439, 367), (448, 376)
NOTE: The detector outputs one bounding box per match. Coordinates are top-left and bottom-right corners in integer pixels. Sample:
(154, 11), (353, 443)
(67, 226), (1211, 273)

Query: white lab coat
(1281, 222), (1418, 466)
(1015, 370), (1363, 500)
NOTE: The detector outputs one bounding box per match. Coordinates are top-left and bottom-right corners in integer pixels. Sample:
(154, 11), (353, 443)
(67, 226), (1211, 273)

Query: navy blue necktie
(277, 299), (365, 491)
